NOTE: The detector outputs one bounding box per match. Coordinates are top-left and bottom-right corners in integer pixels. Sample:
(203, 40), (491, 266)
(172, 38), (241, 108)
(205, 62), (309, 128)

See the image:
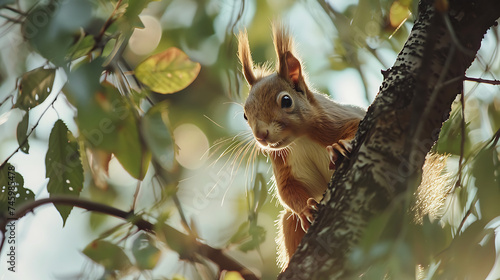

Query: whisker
(221, 135), (258, 205)
(222, 101), (244, 108)
(208, 131), (253, 167)
(245, 142), (260, 189)
(221, 141), (254, 204)
(220, 134), (254, 175)
(203, 114), (224, 128)
(232, 110), (246, 120)
(203, 137), (233, 161)
(204, 131), (249, 161)
(233, 137), (256, 174)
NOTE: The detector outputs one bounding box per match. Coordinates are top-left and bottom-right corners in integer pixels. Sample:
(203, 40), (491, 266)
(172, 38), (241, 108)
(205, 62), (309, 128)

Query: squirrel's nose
(255, 130), (269, 142)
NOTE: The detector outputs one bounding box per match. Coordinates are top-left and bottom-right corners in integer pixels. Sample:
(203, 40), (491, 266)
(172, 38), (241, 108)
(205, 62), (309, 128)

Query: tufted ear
(280, 52), (302, 86)
(237, 30), (256, 86)
(273, 23), (304, 89)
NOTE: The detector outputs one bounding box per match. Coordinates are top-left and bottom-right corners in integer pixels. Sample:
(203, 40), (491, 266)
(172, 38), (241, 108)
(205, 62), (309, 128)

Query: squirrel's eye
(281, 95), (292, 108)
(243, 113), (248, 121)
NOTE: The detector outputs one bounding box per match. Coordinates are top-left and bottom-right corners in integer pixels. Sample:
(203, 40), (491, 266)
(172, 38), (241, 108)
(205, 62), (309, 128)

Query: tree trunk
(279, 0), (500, 279)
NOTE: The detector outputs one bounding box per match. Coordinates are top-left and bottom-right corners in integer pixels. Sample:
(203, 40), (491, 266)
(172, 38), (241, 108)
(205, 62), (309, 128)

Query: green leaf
(83, 240), (132, 271)
(45, 119), (84, 226)
(132, 233), (161, 270)
(112, 0), (157, 34)
(66, 74), (150, 179)
(228, 220), (266, 252)
(67, 34), (95, 60)
(121, 0), (155, 29)
(229, 221), (251, 245)
(135, 47), (201, 94)
(156, 223), (196, 260)
(16, 112), (30, 154)
(15, 68), (56, 110)
(472, 144), (500, 222)
(141, 102), (174, 170)
(439, 222), (495, 279)
(113, 110), (151, 180)
(465, 231), (496, 280)
(435, 108), (471, 156)
(23, 0), (92, 65)
(414, 216), (450, 266)
(487, 98), (500, 133)
(64, 58), (103, 107)
(252, 173), (267, 214)
(238, 224), (266, 252)
(0, 163), (35, 213)
(104, 0), (155, 64)
(102, 38), (117, 58)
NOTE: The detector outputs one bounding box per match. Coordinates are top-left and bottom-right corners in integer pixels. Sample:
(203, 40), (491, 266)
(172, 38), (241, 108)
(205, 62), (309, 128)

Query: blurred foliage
(0, 0), (498, 279)
(83, 239), (133, 272)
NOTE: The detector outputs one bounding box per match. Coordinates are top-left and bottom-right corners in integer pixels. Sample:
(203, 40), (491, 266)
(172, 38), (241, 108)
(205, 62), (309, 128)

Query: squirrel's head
(238, 23), (316, 151)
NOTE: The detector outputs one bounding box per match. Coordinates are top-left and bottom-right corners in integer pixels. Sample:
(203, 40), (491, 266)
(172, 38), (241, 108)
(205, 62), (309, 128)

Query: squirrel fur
(238, 23), (365, 270)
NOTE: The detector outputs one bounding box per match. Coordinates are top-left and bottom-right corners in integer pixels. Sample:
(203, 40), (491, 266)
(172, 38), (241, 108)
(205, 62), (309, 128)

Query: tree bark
(279, 0), (500, 279)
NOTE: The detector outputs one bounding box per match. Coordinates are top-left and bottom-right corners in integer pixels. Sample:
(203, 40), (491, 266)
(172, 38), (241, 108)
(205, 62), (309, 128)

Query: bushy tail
(412, 153), (453, 223)
(276, 209), (305, 271)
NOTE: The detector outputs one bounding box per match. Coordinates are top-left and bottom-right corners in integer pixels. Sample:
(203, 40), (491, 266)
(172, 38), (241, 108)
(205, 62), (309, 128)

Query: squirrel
(237, 23), (366, 270)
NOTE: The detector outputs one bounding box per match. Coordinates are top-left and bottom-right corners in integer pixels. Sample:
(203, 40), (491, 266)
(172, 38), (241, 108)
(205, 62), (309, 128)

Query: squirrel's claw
(327, 139), (353, 170)
(299, 198), (319, 231)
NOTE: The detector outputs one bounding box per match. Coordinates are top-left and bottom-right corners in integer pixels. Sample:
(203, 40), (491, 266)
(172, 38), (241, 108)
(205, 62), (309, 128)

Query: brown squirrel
(237, 23), (366, 270)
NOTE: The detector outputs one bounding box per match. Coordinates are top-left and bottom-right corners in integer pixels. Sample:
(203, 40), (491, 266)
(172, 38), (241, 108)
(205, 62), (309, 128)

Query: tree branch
(0, 196), (259, 280)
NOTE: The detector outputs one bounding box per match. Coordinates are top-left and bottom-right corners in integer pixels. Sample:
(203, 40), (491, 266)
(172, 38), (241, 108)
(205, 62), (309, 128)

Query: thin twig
(464, 76), (500, 85)
(493, 128), (500, 146)
(0, 14), (22, 23)
(131, 180), (142, 211)
(456, 196), (478, 236)
(0, 91), (61, 169)
(453, 91), (466, 191)
(0, 95), (13, 107)
(95, 0), (123, 43)
(4, 6), (26, 16)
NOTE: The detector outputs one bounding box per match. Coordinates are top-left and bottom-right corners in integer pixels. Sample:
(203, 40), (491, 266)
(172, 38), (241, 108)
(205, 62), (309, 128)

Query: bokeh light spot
(173, 123), (209, 170)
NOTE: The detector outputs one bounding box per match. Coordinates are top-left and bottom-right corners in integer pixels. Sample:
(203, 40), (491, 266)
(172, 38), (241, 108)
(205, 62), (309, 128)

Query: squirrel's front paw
(327, 139), (353, 170)
(299, 198), (319, 231)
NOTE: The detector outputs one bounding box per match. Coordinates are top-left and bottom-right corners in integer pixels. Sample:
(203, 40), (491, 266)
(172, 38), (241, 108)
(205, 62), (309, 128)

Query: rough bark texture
(279, 0), (500, 279)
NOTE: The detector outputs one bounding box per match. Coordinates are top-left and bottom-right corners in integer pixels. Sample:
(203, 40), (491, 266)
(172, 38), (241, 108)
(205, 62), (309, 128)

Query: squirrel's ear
(273, 23), (304, 88)
(237, 30), (256, 86)
(280, 52), (302, 86)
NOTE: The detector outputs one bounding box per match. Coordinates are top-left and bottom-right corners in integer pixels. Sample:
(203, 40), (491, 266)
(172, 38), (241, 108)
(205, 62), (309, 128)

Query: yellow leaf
(389, 1), (411, 28)
(223, 271), (245, 280)
(135, 47), (201, 94)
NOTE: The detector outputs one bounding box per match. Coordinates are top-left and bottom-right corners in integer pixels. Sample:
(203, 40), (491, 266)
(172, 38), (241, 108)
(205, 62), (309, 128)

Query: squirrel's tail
(276, 209), (306, 271)
(412, 153), (453, 223)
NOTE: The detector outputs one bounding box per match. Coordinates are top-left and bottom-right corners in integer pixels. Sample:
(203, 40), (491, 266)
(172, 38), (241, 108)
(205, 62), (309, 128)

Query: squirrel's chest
(273, 137), (333, 201)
